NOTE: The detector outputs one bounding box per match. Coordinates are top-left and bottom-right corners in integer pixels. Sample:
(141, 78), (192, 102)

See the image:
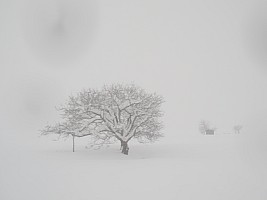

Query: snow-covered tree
(233, 125), (242, 134)
(199, 120), (216, 135)
(41, 84), (164, 155)
(199, 120), (209, 134)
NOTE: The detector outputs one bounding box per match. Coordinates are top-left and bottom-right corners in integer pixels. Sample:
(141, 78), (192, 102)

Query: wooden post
(72, 135), (75, 152)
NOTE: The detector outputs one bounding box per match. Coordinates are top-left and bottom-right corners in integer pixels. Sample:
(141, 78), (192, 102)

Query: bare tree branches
(199, 120), (216, 135)
(233, 125), (242, 134)
(41, 84), (164, 154)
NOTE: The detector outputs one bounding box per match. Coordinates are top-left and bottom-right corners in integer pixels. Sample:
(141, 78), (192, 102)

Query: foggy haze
(1, 0), (266, 143)
(1, 0), (267, 199)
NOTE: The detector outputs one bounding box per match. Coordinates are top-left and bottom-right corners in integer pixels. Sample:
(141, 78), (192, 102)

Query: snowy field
(1, 133), (266, 200)
(1, 0), (267, 199)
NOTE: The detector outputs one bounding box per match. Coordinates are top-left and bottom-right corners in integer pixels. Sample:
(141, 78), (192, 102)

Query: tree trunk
(72, 135), (75, 152)
(121, 141), (129, 155)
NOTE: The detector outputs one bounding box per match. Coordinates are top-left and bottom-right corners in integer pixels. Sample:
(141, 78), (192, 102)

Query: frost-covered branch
(41, 84), (164, 155)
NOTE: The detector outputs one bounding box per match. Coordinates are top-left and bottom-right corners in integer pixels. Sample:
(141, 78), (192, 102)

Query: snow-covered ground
(1, 133), (266, 200)
(1, 0), (267, 199)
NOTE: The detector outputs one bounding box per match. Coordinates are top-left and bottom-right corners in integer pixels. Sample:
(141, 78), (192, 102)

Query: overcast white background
(0, 0), (267, 199)
(1, 0), (267, 144)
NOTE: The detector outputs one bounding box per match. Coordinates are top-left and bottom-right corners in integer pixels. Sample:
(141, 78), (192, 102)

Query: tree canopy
(41, 84), (164, 154)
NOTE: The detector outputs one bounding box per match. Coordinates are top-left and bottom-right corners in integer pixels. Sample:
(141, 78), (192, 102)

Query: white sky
(0, 0), (266, 147)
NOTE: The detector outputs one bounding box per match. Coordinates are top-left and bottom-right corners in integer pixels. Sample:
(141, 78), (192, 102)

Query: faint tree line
(199, 120), (243, 135)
